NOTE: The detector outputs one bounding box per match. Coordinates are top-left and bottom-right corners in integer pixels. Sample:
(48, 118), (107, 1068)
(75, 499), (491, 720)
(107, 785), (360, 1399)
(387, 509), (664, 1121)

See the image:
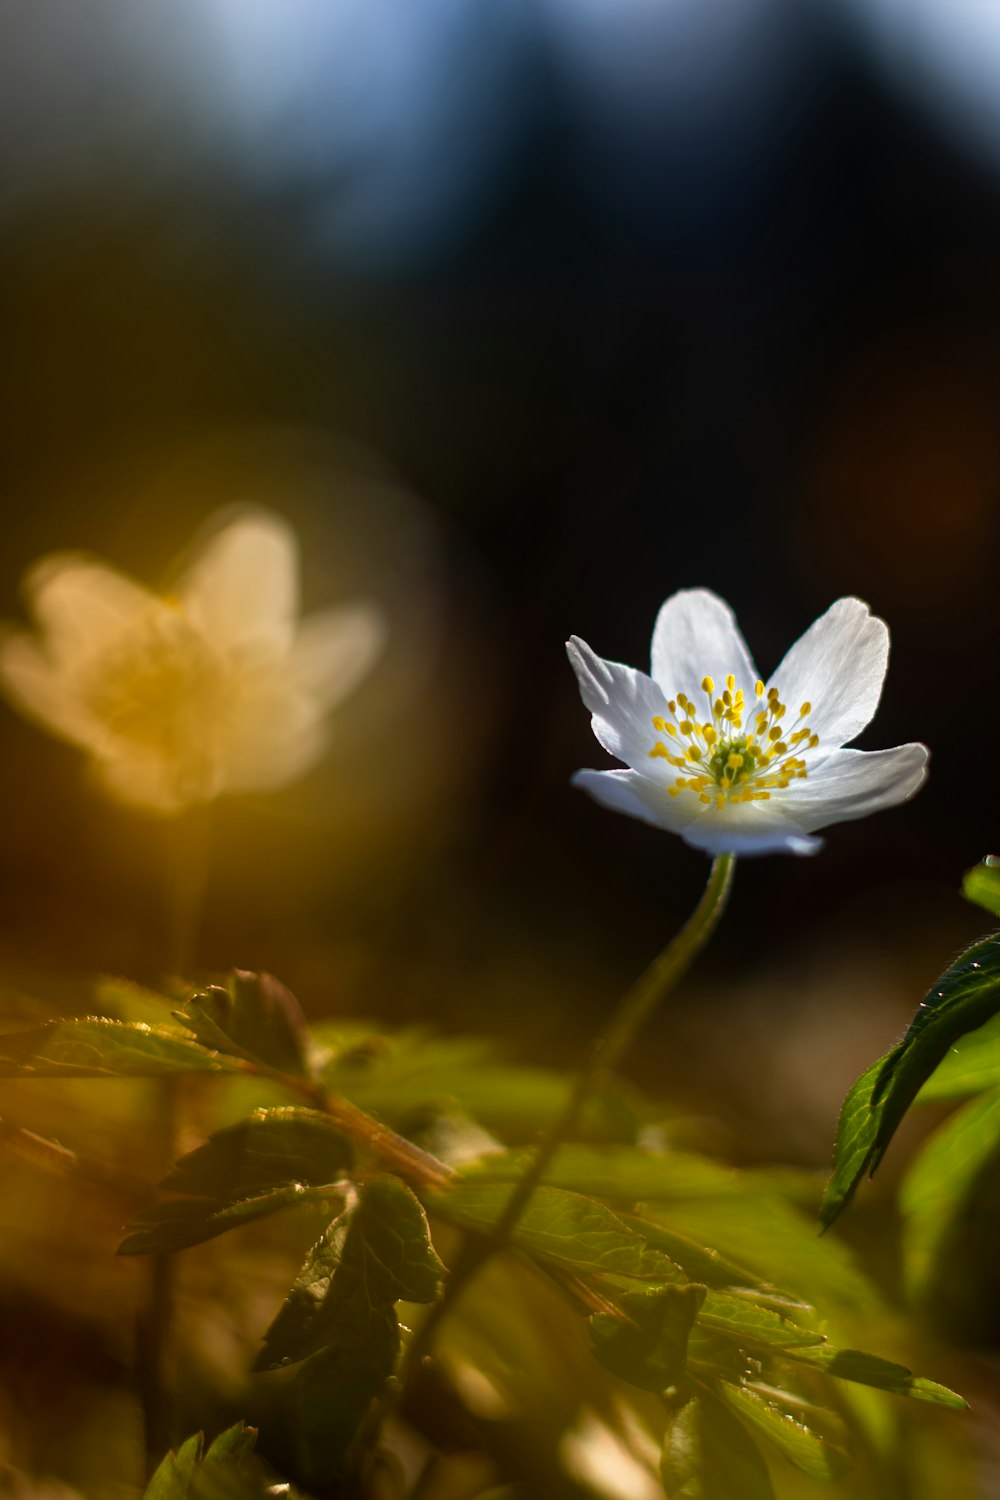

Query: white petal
(573, 767), (822, 855)
(23, 554), (156, 672)
(179, 508), (299, 655)
(679, 801), (823, 857)
(0, 631), (106, 749)
(94, 752), (204, 815)
(768, 598), (888, 747)
(567, 638), (669, 770)
(571, 768), (700, 834)
(650, 589), (759, 704)
(781, 744), (929, 833)
(289, 604), (386, 711)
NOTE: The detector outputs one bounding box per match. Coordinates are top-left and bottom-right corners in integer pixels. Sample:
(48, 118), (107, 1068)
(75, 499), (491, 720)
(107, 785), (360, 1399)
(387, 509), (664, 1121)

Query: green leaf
(590, 1283), (705, 1391)
(176, 971), (310, 1078)
(256, 1176), (444, 1371)
(963, 857), (1000, 916)
(288, 1332), (399, 1490)
(617, 1214), (767, 1292)
(430, 1181), (681, 1281)
(118, 1184), (322, 1254)
(144, 1425), (261, 1499)
(93, 976), (179, 1027)
(780, 1345), (967, 1408)
(720, 1382), (849, 1480)
(916, 1011), (1000, 1101)
(901, 1087), (1000, 1304)
(163, 1109), (352, 1198)
(661, 1394), (776, 1500)
(0, 1018), (245, 1078)
(319, 1031), (638, 1144)
(824, 930), (1000, 1227)
(696, 1292), (824, 1350)
(820, 1054), (891, 1229)
(458, 1142), (753, 1203)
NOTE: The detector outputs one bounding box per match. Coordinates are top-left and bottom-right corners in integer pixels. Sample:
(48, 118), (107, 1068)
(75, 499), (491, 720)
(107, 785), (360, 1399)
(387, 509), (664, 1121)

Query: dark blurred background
(1, 0), (999, 1156)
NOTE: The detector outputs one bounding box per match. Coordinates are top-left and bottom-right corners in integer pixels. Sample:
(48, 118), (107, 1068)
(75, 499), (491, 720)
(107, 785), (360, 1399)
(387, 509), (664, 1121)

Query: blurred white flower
(568, 589), (927, 856)
(0, 508), (385, 814)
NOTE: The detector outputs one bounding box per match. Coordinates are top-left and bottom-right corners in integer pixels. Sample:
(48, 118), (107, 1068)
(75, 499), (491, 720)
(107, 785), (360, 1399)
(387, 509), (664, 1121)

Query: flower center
(649, 674), (819, 811)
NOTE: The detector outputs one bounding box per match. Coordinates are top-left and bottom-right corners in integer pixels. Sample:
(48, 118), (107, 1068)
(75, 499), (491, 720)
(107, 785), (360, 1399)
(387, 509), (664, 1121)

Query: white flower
(0, 507), (385, 814)
(567, 589), (928, 856)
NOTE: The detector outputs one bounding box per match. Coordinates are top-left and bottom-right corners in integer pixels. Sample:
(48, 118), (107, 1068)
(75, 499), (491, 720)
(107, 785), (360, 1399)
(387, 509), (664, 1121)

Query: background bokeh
(2, 2), (1000, 1491)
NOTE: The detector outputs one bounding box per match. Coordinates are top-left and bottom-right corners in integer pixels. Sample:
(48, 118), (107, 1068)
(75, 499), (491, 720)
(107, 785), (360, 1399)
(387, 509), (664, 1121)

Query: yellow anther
(720, 776), (731, 790)
(702, 676), (715, 694)
(715, 794), (726, 810)
(768, 726), (782, 741)
(703, 725), (718, 745)
(699, 793), (712, 804)
(666, 723), (678, 736)
(773, 742), (787, 756)
(768, 686), (779, 701)
(649, 743), (670, 760)
(686, 747), (702, 762)
(727, 753), (743, 770)
(723, 689), (732, 707)
(680, 720), (693, 735)
(800, 702), (811, 716)
(809, 733), (819, 747)
(652, 716), (666, 731)
(668, 785), (682, 797)
(668, 700), (677, 715)
(726, 673), (735, 691)
(755, 680), (765, 697)
(714, 698), (725, 716)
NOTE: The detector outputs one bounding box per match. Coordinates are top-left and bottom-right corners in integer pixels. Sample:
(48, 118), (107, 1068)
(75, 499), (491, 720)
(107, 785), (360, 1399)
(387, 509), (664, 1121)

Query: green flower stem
(410, 851), (736, 1363)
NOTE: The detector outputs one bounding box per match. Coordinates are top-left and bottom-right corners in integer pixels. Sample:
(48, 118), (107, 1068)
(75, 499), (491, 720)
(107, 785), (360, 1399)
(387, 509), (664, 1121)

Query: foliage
(0, 967), (971, 1498)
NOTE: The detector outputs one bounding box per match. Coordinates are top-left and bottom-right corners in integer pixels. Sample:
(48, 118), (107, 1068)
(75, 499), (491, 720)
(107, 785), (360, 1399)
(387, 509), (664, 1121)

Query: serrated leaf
(720, 1382), (848, 1480)
(963, 857), (1000, 917)
(781, 1345), (967, 1408)
(319, 1032), (638, 1144)
(176, 971), (310, 1078)
(901, 1087), (1000, 1304)
(591, 1283), (704, 1391)
(256, 1176), (444, 1370)
(163, 1109), (352, 1198)
(118, 1184), (320, 1254)
(662, 1394), (776, 1500)
(146, 1434), (203, 1499)
(93, 976), (179, 1027)
(430, 1181), (681, 1281)
(0, 1018), (244, 1078)
(144, 1425), (261, 1499)
(824, 933), (1000, 1227)
(696, 1293), (824, 1350)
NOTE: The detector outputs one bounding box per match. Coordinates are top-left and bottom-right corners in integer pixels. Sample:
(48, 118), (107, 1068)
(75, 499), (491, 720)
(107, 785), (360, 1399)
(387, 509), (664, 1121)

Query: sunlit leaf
(780, 1345), (967, 1408)
(94, 976), (179, 1028)
(163, 1109), (352, 1198)
(590, 1283), (704, 1391)
(176, 971), (310, 1078)
(662, 1394), (776, 1500)
(696, 1292), (824, 1350)
(430, 1181), (681, 1281)
(618, 1213), (766, 1292)
(916, 1012), (1000, 1101)
(319, 1031), (638, 1144)
(963, 857), (1000, 917)
(720, 1382), (848, 1480)
(823, 931), (1000, 1227)
(255, 1176), (444, 1371)
(459, 1143), (753, 1203)
(901, 1087), (1000, 1305)
(118, 1184), (322, 1254)
(0, 1018), (244, 1078)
